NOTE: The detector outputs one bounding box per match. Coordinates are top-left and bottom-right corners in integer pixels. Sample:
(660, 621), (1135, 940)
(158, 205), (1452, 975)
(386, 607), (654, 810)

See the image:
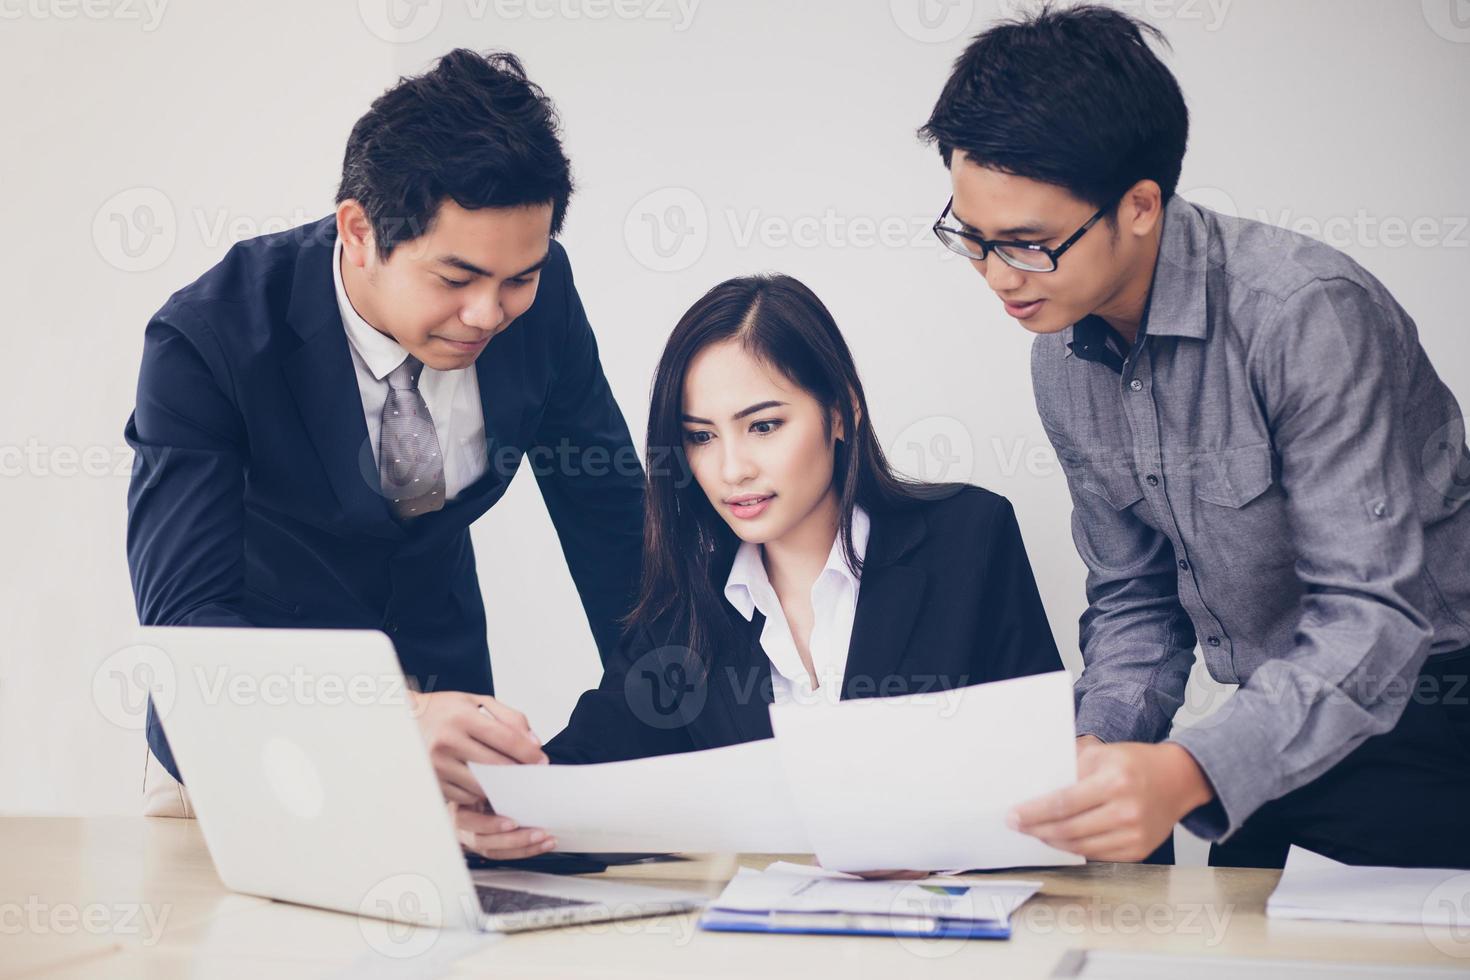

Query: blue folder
(698, 906), (1011, 940)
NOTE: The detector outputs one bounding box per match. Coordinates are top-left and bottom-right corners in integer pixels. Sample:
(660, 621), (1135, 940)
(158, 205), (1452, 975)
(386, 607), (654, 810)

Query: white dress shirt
(723, 506), (870, 707)
(332, 235), (488, 501)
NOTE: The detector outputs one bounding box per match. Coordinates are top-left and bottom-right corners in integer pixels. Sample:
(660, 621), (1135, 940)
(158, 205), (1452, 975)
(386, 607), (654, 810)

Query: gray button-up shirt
(1032, 194), (1470, 840)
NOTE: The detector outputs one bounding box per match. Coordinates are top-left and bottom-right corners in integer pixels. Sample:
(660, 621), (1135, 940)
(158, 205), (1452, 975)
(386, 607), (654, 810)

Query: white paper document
(470, 671), (1083, 870)
(768, 670), (1084, 871)
(762, 860), (860, 879)
(710, 867), (1041, 922)
(470, 739), (812, 853)
(1266, 845), (1470, 927)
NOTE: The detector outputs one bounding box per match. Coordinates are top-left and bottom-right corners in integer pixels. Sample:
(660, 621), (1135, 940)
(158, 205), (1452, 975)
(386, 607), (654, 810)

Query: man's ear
(336, 199), (375, 268)
(1120, 179), (1164, 239)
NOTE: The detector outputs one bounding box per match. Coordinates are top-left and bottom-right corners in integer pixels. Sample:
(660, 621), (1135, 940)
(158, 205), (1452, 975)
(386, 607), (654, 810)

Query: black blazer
(125, 217), (645, 780)
(545, 485), (1062, 764)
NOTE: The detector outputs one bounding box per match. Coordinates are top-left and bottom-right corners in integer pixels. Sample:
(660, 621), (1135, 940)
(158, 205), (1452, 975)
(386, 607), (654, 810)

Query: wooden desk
(3, 817), (1466, 979)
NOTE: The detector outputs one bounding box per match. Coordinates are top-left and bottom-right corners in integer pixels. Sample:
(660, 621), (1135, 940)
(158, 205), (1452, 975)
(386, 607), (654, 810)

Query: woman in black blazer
(544, 483), (1060, 763)
(465, 273), (1062, 859)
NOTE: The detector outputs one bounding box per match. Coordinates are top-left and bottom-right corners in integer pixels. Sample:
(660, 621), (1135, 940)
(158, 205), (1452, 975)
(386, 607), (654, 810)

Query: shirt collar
(1142, 193), (1210, 341)
(333, 235), (410, 381)
(1064, 195), (1211, 373)
(723, 504), (871, 623)
(1066, 316), (1129, 374)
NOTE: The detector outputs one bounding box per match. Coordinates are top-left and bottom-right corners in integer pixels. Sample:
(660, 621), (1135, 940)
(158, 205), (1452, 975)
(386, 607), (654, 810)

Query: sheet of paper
(1058, 949), (1467, 979)
(763, 860), (974, 880)
(1266, 845), (1470, 927)
(469, 739), (812, 853)
(767, 670), (1084, 872)
(763, 860), (859, 879)
(710, 867), (1040, 922)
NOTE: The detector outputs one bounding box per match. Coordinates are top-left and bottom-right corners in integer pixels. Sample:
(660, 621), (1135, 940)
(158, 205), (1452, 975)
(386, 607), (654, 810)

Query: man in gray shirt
(921, 4), (1470, 868)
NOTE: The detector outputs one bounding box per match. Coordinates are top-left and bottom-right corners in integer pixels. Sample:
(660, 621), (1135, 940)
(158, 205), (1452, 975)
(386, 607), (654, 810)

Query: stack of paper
(697, 864), (1041, 939)
(471, 670), (1083, 872)
(1266, 845), (1470, 927)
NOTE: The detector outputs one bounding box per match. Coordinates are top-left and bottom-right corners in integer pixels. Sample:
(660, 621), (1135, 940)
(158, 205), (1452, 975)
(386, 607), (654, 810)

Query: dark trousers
(1209, 647), (1470, 870)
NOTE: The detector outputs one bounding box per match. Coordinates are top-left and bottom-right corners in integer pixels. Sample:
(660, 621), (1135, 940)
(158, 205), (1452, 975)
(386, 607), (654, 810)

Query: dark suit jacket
(126, 217), (645, 781)
(545, 486), (1061, 763)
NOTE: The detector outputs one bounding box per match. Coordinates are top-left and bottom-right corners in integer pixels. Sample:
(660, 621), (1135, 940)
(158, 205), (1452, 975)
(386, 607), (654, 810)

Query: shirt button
(1146, 474), (1160, 487)
(1206, 636), (1221, 647)
(1177, 559), (1190, 571)
(1128, 379), (1143, 392)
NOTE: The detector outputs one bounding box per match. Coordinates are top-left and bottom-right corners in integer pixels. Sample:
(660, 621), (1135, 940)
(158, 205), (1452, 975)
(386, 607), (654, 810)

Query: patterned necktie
(380, 356), (446, 520)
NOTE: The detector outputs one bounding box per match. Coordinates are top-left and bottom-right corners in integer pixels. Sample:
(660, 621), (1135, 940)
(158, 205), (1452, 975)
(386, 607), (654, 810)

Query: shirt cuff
(1075, 693), (1172, 745)
(1169, 720), (1283, 841)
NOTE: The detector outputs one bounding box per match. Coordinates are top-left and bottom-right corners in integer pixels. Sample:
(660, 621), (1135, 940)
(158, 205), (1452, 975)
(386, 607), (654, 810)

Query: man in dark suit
(126, 50), (644, 839)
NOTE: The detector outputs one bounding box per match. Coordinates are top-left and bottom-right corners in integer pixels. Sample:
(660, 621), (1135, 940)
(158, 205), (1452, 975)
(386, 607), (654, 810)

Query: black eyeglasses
(932, 197), (1114, 273)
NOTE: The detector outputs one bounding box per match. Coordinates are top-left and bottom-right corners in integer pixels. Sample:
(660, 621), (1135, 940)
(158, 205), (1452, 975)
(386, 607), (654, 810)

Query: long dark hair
(626, 274), (933, 673)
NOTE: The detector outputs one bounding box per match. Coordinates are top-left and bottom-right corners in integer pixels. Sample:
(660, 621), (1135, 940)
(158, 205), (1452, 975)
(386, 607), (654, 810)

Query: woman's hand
(451, 800), (559, 860)
(409, 691), (548, 805)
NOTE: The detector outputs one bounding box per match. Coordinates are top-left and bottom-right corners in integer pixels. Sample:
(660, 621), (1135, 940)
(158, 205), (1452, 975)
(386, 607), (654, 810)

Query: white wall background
(3, 0), (1467, 867)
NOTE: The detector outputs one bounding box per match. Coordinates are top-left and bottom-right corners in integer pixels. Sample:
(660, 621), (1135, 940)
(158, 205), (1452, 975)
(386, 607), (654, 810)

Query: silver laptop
(141, 626), (702, 932)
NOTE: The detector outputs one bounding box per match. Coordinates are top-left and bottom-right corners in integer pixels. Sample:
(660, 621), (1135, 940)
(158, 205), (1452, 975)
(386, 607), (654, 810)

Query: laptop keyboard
(476, 884), (596, 915)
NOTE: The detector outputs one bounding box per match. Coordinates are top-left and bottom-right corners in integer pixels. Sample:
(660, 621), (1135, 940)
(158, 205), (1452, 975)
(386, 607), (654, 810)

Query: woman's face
(680, 339), (843, 546)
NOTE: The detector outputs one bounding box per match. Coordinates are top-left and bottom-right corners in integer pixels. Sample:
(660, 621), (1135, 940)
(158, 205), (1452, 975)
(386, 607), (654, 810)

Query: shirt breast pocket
(1055, 443), (1145, 511)
(1189, 444), (1275, 509)
(1182, 443), (1293, 577)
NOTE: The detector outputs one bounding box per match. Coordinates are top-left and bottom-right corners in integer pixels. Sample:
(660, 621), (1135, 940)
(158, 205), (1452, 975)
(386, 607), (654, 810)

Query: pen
(766, 912), (944, 933)
(479, 702), (541, 746)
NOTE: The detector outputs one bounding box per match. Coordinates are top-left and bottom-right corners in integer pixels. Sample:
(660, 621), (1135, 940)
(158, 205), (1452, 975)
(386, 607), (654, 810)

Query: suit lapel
(841, 505), (929, 699)
(467, 321), (528, 500)
(282, 224), (404, 541)
(713, 610), (778, 742)
(704, 504), (933, 734)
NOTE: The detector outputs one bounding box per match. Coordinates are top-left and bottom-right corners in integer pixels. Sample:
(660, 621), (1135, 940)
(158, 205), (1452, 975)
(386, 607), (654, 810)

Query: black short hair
(336, 48), (573, 259)
(919, 2), (1189, 208)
